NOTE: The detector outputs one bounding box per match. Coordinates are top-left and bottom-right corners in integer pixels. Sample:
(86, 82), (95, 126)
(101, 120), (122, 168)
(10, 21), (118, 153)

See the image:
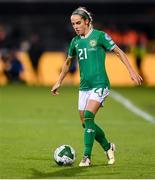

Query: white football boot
(79, 156), (91, 167)
(106, 143), (116, 165)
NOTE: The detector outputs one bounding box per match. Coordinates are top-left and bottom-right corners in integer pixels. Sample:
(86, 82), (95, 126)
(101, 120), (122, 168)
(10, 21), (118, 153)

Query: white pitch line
(111, 90), (155, 124)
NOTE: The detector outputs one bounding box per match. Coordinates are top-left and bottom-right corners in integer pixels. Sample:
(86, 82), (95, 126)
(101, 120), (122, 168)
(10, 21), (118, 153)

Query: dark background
(0, 0), (155, 51)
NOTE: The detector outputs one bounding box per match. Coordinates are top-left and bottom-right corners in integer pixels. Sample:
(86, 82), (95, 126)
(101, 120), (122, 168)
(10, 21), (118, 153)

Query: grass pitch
(0, 85), (155, 179)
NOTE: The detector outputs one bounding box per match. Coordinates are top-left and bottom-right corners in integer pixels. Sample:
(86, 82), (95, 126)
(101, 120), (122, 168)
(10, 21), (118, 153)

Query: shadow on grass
(28, 164), (119, 179)
(29, 166), (87, 179)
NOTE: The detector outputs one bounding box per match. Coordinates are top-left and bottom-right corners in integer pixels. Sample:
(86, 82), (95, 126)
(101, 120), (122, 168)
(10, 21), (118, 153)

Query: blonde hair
(72, 7), (93, 28)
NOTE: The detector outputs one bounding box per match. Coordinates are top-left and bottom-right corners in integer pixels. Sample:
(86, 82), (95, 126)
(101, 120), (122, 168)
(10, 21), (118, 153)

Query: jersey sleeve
(99, 31), (116, 51)
(68, 38), (76, 58)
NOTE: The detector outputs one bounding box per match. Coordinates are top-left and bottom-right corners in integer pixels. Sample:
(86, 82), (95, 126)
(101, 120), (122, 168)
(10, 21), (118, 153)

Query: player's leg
(79, 111), (110, 152)
(95, 123), (110, 151)
(78, 88), (115, 166)
(79, 111), (115, 165)
(78, 91), (94, 166)
(94, 124), (116, 164)
(79, 117), (115, 165)
(79, 110), (85, 128)
(85, 87), (115, 165)
(79, 100), (100, 167)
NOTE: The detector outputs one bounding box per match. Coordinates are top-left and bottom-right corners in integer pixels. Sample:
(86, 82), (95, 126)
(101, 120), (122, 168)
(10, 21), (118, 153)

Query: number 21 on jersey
(78, 48), (87, 60)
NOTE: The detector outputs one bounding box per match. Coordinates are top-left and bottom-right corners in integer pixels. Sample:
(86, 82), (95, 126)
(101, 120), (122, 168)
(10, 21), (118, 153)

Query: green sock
(83, 110), (96, 158)
(95, 123), (110, 151)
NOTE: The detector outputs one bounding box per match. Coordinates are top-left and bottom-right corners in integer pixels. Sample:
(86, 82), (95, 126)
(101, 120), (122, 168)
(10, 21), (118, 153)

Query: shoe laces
(81, 156), (89, 163)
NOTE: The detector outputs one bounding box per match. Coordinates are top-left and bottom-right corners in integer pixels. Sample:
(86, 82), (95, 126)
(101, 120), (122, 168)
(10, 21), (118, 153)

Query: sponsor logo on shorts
(94, 88), (103, 97)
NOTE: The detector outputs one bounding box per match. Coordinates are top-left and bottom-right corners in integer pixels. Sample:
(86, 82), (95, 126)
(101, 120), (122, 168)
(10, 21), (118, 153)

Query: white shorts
(78, 87), (110, 111)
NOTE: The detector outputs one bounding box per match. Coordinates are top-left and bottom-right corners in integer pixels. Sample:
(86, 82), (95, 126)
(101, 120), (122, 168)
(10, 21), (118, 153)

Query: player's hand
(129, 70), (143, 85)
(51, 82), (60, 96)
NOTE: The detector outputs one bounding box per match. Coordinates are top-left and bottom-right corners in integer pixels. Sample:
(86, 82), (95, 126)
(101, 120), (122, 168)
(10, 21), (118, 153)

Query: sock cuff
(84, 110), (95, 120)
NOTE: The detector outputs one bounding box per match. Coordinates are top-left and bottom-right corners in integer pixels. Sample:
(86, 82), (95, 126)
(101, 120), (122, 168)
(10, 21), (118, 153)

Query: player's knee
(84, 110), (95, 121)
(84, 110), (95, 129)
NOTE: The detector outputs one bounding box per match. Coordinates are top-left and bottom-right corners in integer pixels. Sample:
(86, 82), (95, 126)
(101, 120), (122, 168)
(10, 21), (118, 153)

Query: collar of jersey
(80, 28), (93, 39)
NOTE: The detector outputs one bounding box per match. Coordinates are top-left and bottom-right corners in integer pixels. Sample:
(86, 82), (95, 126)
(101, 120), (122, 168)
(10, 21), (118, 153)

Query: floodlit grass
(0, 85), (155, 178)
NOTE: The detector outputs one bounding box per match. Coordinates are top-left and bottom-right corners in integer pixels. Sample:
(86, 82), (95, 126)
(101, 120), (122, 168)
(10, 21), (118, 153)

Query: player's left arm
(112, 45), (143, 85)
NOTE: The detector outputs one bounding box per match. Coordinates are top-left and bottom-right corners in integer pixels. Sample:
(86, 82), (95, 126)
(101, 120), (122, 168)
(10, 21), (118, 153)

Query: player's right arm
(51, 57), (73, 95)
(51, 37), (76, 95)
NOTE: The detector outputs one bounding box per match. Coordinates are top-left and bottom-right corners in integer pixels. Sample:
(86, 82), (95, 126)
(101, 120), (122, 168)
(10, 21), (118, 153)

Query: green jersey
(68, 29), (116, 90)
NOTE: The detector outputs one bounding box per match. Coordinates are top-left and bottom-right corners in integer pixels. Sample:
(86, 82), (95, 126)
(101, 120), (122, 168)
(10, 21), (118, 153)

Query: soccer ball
(54, 145), (76, 165)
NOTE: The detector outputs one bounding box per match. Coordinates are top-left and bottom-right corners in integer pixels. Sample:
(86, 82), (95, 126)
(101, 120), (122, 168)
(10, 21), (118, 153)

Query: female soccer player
(51, 7), (143, 167)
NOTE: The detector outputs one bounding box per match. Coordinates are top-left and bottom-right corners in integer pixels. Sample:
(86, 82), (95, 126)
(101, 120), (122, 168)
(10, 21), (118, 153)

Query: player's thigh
(86, 87), (110, 114)
(78, 90), (90, 111)
(79, 110), (84, 123)
(85, 100), (101, 115)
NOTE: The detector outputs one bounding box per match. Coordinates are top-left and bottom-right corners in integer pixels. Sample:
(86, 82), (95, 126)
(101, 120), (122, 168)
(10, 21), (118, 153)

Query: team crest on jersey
(89, 39), (97, 47)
